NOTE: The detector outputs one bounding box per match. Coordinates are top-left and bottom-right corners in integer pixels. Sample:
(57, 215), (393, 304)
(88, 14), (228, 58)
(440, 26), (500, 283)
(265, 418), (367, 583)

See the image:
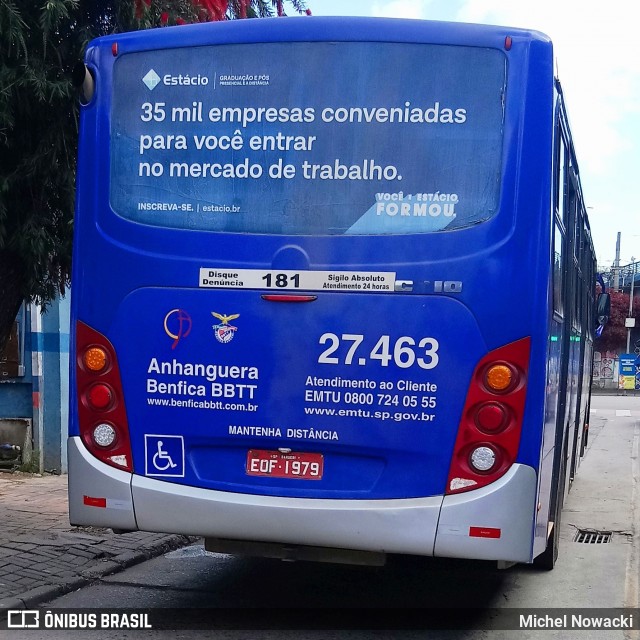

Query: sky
(307, 0), (640, 268)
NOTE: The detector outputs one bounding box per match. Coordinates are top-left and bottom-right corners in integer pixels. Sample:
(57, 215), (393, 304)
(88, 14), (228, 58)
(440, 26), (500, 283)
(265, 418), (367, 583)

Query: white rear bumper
(68, 437), (536, 561)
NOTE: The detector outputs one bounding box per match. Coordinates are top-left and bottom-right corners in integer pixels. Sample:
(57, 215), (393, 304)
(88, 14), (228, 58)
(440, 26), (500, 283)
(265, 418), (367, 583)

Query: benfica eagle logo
(211, 312), (239, 344)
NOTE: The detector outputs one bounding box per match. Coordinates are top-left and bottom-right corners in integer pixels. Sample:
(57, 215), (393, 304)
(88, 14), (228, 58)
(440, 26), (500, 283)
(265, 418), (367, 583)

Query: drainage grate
(574, 529), (613, 544)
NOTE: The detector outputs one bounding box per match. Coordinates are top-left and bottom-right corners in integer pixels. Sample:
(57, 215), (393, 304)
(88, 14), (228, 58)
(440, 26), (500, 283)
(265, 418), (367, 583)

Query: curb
(2, 535), (193, 609)
(591, 388), (640, 396)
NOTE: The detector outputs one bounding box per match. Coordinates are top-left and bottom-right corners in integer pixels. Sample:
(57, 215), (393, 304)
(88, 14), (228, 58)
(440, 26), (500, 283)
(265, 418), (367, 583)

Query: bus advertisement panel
(111, 41), (503, 235)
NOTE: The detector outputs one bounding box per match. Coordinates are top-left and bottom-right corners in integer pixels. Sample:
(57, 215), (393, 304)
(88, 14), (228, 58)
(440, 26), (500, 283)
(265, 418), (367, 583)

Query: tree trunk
(0, 250), (27, 355)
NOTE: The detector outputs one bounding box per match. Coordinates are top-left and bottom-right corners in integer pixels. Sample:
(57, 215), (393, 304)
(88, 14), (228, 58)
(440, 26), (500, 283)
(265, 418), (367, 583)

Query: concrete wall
(0, 294), (69, 473)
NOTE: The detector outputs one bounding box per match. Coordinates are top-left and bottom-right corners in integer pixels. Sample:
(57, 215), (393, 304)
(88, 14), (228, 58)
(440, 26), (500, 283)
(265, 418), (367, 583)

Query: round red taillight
(475, 402), (508, 433)
(87, 383), (114, 410)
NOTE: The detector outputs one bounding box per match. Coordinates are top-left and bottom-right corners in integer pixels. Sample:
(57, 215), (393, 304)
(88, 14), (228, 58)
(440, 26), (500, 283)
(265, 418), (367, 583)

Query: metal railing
(600, 261), (640, 292)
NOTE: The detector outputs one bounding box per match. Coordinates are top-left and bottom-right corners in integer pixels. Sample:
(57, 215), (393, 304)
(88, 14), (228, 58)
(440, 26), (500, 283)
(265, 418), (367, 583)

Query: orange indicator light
(485, 364), (513, 392)
(83, 347), (107, 372)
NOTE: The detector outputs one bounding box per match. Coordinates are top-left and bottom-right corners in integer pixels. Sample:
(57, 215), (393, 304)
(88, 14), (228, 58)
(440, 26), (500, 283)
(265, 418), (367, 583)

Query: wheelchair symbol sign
(145, 435), (185, 477)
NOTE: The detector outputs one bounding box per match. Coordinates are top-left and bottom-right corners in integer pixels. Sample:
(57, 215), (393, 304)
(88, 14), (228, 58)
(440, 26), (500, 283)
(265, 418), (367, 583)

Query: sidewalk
(592, 386), (640, 396)
(0, 472), (191, 609)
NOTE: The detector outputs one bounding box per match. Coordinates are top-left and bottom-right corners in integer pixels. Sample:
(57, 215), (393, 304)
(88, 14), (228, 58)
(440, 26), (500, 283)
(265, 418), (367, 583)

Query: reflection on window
(558, 137), (568, 223)
(553, 222), (564, 317)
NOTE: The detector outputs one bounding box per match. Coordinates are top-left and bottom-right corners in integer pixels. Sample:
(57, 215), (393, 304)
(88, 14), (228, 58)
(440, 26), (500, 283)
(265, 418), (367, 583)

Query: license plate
(246, 449), (324, 480)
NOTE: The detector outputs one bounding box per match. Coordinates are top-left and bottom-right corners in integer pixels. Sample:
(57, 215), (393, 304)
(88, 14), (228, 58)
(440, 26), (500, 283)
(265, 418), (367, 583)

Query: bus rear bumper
(68, 437), (137, 530)
(434, 464), (537, 563)
(69, 437), (443, 555)
(69, 437), (537, 561)
(132, 471), (443, 557)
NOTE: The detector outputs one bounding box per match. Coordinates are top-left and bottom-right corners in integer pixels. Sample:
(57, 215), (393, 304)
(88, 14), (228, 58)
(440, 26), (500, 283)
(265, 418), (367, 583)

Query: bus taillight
(76, 322), (132, 472)
(446, 337), (530, 494)
(474, 402), (509, 433)
(83, 346), (108, 372)
(86, 383), (115, 410)
(484, 363), (516, 393)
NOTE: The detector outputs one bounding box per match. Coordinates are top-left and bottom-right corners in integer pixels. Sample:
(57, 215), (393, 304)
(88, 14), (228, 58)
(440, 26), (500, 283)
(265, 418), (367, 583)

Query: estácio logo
(142, 69), (209, 90)
(142, 69), (161, 90)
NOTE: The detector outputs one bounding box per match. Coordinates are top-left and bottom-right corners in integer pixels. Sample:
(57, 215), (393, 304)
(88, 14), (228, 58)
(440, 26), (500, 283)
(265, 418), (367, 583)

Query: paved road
(3, 394), (639, 638)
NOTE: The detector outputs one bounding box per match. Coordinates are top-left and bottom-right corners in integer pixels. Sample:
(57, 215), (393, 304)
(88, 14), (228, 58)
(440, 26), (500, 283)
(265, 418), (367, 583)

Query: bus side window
(553, 222), (565, 318)
(557, 134), (569, 227)
(553, 132), (568, 319)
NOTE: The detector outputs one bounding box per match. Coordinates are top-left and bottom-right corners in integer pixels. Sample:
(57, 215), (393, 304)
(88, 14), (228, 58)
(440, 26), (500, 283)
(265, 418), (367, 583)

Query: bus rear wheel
(533, 521), (559, 570)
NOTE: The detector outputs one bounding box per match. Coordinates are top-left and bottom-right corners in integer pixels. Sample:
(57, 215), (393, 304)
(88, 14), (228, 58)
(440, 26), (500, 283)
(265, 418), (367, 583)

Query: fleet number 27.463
(318, 334), (439, 369)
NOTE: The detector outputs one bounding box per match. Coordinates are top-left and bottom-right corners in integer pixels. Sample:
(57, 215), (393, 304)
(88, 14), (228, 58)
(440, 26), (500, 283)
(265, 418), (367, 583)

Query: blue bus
(69, 17), (600, 570)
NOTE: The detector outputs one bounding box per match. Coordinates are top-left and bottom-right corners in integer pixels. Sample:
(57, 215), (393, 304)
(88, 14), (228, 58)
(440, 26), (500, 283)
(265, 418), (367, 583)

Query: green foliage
(0, 0), (82, 309)
(0, 0), (307, 353)
(128, 0), (307, 30)
(595, 289), (640, 354)
(0, 1), (28, 61)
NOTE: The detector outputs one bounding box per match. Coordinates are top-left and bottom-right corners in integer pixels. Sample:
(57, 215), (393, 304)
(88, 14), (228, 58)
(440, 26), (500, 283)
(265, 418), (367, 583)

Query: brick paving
(0, 473), (191, 608)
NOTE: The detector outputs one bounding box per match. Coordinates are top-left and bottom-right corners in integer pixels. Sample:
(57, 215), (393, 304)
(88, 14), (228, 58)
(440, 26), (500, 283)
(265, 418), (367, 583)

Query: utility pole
(626, 257), (636, 353)
(613, 232), (621, 291)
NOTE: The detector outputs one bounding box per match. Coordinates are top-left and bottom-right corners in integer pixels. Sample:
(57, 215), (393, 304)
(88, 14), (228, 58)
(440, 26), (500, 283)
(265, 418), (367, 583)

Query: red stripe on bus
(469, 527), (501, 539)
(83, 495), (107, 508)
(261, 294), (318, 302)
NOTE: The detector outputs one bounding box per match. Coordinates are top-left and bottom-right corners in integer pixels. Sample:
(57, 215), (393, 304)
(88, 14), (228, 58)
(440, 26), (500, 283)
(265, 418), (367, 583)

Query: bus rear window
(110, 42), (506, 235)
